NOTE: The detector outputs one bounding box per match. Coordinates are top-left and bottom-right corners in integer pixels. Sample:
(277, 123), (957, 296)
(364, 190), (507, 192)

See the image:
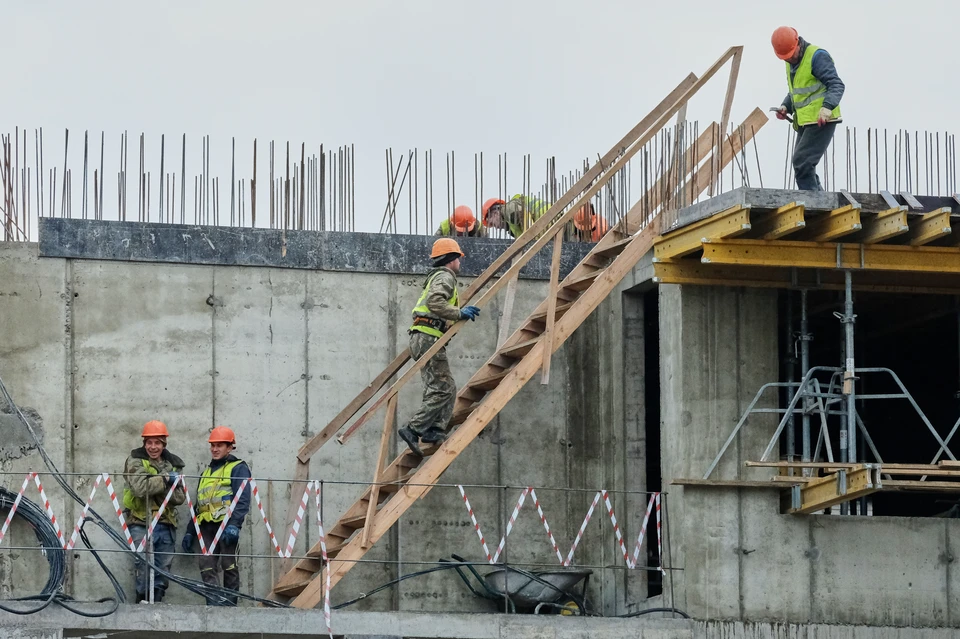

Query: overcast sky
(4, 1), (958, 233)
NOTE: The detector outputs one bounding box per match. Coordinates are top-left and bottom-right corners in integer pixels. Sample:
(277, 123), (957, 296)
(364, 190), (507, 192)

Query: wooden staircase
(270, 46), (767, 608)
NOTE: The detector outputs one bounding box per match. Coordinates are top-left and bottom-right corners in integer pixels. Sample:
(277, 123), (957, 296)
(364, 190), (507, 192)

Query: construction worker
(569, 203), (610, 242)
(122, 420), (186, 603)
(398, 238), (480, 456)
(435, 205), (485, 237)
(482, 194), (548, 239)
(181, 426), (251, 606)
(772, 26), (845, 191)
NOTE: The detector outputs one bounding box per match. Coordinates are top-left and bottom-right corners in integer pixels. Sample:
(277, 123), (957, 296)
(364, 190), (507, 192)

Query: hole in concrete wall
(643, 288), (662, 595)
(778, 290), (960, 517)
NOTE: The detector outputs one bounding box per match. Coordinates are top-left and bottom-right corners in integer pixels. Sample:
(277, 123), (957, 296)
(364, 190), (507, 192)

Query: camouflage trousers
(405, 331), (457, 436)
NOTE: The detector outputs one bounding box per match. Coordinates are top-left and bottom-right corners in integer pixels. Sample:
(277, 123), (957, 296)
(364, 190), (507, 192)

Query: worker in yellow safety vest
(436, 205), (486, 237)
(772, 26), (845, 191)
(122, 420), (186, 603)
(482, 194), (548, 239)
(181, 425), (251, 606)
(398, 238), (481, 456)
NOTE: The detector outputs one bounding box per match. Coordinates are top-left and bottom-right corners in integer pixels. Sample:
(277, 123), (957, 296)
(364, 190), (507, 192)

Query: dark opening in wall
(778, 290), (960, 517)
(644, 288), (662, 596)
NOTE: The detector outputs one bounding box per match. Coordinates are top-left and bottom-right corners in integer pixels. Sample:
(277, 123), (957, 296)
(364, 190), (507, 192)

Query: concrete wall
(0, 239), (648, 615)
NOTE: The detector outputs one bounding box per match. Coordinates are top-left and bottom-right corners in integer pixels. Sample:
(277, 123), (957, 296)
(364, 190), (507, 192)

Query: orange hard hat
(771, 26), (799, 60)
(573, 204), (596, 231)
(208, 425), (236, 444)
(481, 198), (506, 223)
(141, 420), (169, 439)
(430, 237), (465, 259)
(452, 205), (476, 232)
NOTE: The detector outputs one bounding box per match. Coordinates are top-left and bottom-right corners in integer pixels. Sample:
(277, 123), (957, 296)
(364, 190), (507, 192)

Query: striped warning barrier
(312, 481), (333, 639)
(457, 484), (493, 563)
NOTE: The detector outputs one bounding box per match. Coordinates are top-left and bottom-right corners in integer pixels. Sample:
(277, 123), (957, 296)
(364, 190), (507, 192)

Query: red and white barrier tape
(655, 493), (664, 574)
(312, 481), (333, 639)
(136, 475), (184, 552)
(205, 478), (249, 555)
(457, 484), (493, 563)
(248, 478), (284, 557)
(285, 483), (312, 559)
(66, 474), (103, 550)
(565, 491), (601, 566)
(529, 489), (563, 565)
(491, 487), (529, 563)
(181, 484), (208, 555)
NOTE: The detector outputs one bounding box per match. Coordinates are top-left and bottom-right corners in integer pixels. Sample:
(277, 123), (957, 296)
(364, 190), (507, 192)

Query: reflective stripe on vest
(410, 270), (459, 337)
(786, 45), (841, 127)
(122, 459), (158, 522)
(196, 460), (243, 524)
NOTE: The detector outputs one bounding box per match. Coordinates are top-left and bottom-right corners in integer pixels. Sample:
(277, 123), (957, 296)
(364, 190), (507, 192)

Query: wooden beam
(700, 239), (960, 274)
(496, 260), (520, 348)
(788, 465), (880, 514)
(749, 202), (805, 239)
(907, 207), (952, 246)
(362, 395), (396, 548)
(653, 204), (751, 260)
(795, 204), (861, 242)
(540, 232), (563, 385)
(713, 46), (743, 196)
(852, 207), (909, 244)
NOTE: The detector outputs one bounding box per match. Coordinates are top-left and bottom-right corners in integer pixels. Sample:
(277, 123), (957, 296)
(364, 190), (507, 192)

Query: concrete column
(659, 284), (778, 619)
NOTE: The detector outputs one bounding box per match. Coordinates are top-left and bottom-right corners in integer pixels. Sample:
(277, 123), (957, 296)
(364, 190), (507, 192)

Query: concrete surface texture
(0, 237), (651, 616)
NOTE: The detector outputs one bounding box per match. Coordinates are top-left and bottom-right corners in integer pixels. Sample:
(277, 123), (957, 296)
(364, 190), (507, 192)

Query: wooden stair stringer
(282, 217), (663, 609)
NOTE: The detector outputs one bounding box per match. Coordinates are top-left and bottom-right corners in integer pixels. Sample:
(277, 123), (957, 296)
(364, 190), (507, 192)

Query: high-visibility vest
(123, 459), (164, 523)
(507, 195), (548, 238)
(437, 219), (484, 237)
(786, 44), (841, 128)
(196, 460), (244, 524)
(409, 269), (459, 338)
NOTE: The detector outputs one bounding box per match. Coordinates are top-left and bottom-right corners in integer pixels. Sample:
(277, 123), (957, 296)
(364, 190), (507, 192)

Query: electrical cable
(0, 374), (288, 612)
(619, 606), (690, 619)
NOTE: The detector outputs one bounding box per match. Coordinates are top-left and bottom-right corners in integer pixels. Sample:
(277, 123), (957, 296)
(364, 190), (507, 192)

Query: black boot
(135, 591), (147, 604)
(420, 427), (447, 444)
(153, 588), (165, 603)
(398, 427), (423, 457)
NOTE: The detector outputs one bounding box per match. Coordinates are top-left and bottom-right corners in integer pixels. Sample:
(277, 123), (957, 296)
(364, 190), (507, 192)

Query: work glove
(775, 106), (789, 121)
(459, 305), (481, 322)
(167, 471), (180, 485)
(181, 532), (195, 553)
(222, 525), (241, 545)
(817, 107), (833, 126)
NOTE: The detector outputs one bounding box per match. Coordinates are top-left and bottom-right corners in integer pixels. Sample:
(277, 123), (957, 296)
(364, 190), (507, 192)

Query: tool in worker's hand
(769, 107), (793, 123)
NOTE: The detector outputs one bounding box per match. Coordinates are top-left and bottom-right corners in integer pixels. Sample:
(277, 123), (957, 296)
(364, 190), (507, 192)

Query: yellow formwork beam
(856, 206), (909, 244)
(653, 204), (751, 260)
(749, 202), (806, 239)
(700, 238), (960, 274)
(907, 207), (952, 246)
(798, 204), (861, 241)
(652, 260), (960, 294)
(788, 465), (880, 515)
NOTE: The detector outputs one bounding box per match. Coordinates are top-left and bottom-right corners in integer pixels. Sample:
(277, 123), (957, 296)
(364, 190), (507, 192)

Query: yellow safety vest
(196, 460), (243, 524)
(437, 219), (484, 237)
(507, 194), (548, 238)
(409, 270), (459, 338)
(786, 44), (841, 128)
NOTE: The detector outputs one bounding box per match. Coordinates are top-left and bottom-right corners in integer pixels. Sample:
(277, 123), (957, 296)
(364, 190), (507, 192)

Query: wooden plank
(671, 478), (789, 488)
(653, 204), (751, 259)
(907, 207), (951, 246)
(540, 232), (564, 385)
(713, 47), (743, 196)
(899, 191), (925, 211)
(297, 351), (406, 462)
(749, 202), (805, 240)
(788, 466), (880, 514)
(362, 395), (396, 548)
(883, 480), (960, 493)
(496, 259), (520, 349)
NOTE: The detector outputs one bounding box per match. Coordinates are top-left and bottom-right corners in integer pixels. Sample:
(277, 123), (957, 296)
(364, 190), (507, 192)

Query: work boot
(398, 427), (423, 457)
(153, 588), (165, 603)
(135, 591), (147, 604)
(420, 427), (448, 444)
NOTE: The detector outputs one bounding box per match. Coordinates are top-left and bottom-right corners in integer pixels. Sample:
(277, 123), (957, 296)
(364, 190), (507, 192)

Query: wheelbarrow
(442, 554), (591, 615)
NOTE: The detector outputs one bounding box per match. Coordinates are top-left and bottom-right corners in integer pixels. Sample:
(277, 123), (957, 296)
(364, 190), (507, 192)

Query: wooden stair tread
(451, 404), (477, 425)
(562, 269), (602, 291)
(340, 513), (370, 529)
(499, 337), (540, 359)
(466, 369), (512, 391)
(529, 301), (575, 323)
(594, 236), (634, 258)
(273, 579), (313, 596)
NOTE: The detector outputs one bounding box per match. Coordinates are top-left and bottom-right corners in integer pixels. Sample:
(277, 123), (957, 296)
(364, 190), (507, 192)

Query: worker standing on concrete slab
(436, 205), (486, 237)
(122, 420), (186, 604)
(569, 203), (610, 242)
(181, 426), (251, 606)
(773, 26), (845, 191)
(483, 194), (548, 238)
(398, 238), (480, 456)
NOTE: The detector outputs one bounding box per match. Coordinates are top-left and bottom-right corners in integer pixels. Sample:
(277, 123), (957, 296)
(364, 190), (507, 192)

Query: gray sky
(5, 0), (958, 233)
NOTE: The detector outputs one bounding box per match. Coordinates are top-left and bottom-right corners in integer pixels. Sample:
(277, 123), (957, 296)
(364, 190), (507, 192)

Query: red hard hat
(208, 425), (236, 444)
(141, 420), (169, 438)
(452, 205), (476, 232)
(771, 26), (799, 60)
(481, 198), (506, 223)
